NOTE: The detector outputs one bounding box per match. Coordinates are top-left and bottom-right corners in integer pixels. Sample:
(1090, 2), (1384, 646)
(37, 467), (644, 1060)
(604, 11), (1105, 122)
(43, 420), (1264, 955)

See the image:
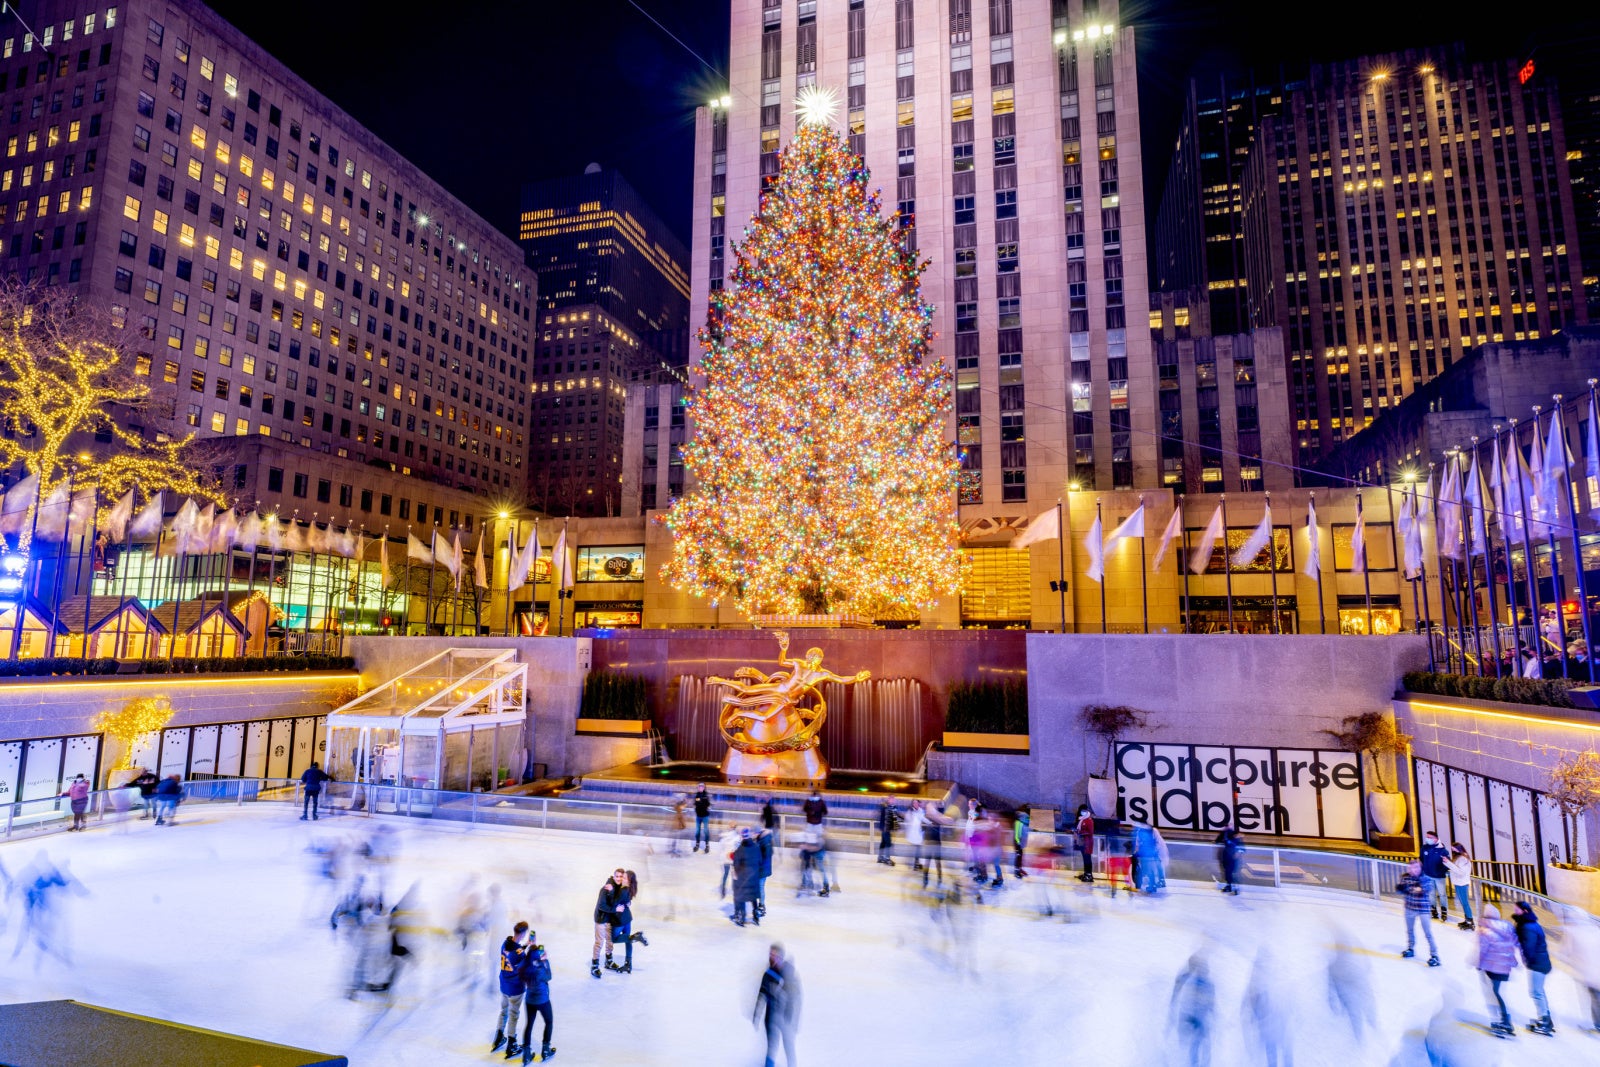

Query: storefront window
(573, 602), (643, 629)
(1193, 528), (1292, 573)
(1332, 523), (1395, 571)
(576, 545), (645, 583)
(1182, 595), (1296, 634)
(959, 546), (1031, 623)
(1338, 606), (1402, 635)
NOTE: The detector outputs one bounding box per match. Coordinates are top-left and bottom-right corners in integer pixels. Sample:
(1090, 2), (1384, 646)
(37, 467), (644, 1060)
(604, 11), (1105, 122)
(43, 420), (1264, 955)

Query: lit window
(228, 247), (242, 269)
(78, 186), (92, 210)
(223, 73), (237, 97)
(123, 195), (141, 221)
(68, 120), (80, 142)
(210, 411), (226, 432)
(190, 124), (205, 149)
(204, 234), (219, 258)
(251, 258), (266, 280)
(238, 154), (253, 177)
(199, 57), (214, 81)
(234, 418), (248, 436)
(178, 222), (195, 246)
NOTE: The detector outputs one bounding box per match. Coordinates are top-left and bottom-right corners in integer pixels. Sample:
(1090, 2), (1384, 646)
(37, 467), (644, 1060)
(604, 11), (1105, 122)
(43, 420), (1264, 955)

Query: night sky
(206, 1), (1597, 259)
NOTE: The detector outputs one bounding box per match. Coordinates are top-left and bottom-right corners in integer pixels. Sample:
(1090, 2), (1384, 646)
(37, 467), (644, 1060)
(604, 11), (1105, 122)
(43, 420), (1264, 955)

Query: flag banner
(68, 487), (97, 529)
(33, 481), (72, 540)
(129, 491), (164, 539)
(193, 503), (216, 554)
(1589, 393), (1600, 519)
(236, 511), (261, 553)
(1515, 433), (1539, 531)
(435, 531), (461, 579)
(1489, 439), (1507, 531)
(474, 530), (488, 590)
(1463, 450), (1488, 558)
(509, 525), (539, 592)
(1436, 460), (1462, 560)
(451, 532), (465, 591)
(1151, 505), (1183, 572)
(104, 490), (136, 542)
(1102, 503), (1146, 554)
(552, 527), (574, 589)
(1529, 420), (1549, 523)
(282, 523), (307, 554)
(168, 497), (200, 555)
(1541, 407), (1570, 520)
(266, 516), (285, 552)
(1351, 502), (1367, 574)
(1189, 505), (1224, 574)
(1303, 498), (1321, 582)
(1231, 503), (1273, 569)
(1084, 511), (1105, 584)
(210, 509), (238, 554)
(0, 472), (39, 535)
(407, 531), (434, 565)
(1399, 490), (1424, 579)
(1011, 506), (1061, 549)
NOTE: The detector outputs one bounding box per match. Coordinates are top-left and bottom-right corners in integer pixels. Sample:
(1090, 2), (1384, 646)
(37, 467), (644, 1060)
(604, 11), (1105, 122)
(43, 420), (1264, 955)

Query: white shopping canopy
(325, 647), (528, 792)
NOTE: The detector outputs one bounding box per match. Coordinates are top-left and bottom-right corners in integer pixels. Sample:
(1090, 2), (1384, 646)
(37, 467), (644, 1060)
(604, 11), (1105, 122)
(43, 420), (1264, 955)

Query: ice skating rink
(0, 805), (1594, 1066)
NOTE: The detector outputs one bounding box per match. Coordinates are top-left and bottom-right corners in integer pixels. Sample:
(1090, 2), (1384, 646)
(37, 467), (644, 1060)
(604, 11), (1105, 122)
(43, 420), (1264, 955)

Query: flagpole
(1356, 489), (1372, 635)
(1552, 393), (1596, 676)
(303, 515), (316, 651)
(1403, 482), (1427, 662)
(1138, 495), (1148, 635)
(427, 528), (438, 637)
(1430, 464), (1453, 672)
(265, 514), (281, 656)
(558, 516), (570, 637)
(1533, 407), (1572, 679)
(1220, 493), (1234, 633)
(167, 496), (187, 665)
(1509, 420), (1545, 672)
(243, 506), (260, 654)
(1179, 494), (1192, 634)
(1310, 492), (1327, 635)
(1055, 499), (1067, 634)
(1095, 499), (1107, 634)
(1463, 501), (1485, 674)
(1266, 492), (1279, 634)
(505, 518), (517, 637)
(115, 489), (138, 659)
(1472, 437), (1504, 677)
(1383, 474), (1404, 634)
(1491, 428), (1522, 670)
(46, 470), (78, 656)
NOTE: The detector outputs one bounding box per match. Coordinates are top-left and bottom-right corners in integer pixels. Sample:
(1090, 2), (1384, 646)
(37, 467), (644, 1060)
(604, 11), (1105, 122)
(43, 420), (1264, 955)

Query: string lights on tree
(661, 100), (965, 617)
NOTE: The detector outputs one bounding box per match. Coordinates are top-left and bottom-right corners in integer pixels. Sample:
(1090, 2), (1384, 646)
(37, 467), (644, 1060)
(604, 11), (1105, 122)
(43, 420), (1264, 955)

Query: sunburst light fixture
(794, 84), (841, 128)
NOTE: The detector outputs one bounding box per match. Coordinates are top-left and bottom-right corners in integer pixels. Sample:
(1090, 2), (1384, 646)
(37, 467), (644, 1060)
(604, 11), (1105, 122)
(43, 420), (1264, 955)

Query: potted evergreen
(576, 671), (652, 734)
(92, 695), (176, 788)
(942, 679), (1029, 751)
(1081, 704), (1148, 817)
(1544, 750), (1600, 913)
(1324, 711), (1412, 836)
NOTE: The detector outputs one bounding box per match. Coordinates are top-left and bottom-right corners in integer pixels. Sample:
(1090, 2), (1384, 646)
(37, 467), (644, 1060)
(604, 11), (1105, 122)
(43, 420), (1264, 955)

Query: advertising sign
(1114, 742), (1364, 839)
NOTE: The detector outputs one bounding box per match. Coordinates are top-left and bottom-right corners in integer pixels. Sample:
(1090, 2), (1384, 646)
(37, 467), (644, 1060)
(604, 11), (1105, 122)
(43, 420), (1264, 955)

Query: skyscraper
(1239, 45), (1587, 466)
(688, 0), (1155, 514)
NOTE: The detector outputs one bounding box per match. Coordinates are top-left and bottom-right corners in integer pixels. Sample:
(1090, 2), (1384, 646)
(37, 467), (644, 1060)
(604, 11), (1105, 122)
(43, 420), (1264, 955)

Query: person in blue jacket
(518, 936), (555, 1063)
(756, 826), (775, 919)
(300, 761), (331, 821)
(493, 921), (530, 1058)
(1513, 901), (1555, 1035)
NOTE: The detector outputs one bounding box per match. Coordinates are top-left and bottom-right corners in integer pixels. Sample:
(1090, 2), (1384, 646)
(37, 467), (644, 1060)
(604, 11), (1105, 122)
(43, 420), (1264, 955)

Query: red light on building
(1563, 600), (1579, 615)
(1519, 59), (1536, 85)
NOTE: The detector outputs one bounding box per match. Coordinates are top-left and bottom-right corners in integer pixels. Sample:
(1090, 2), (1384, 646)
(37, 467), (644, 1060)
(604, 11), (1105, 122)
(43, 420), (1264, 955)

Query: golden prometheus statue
(708, 631), (869, 784)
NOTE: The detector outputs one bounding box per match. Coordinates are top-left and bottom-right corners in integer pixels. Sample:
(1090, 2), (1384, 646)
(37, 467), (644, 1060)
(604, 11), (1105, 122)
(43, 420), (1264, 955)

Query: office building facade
(1240, 45), (1587, 468)
(689, 0), (1156, 517)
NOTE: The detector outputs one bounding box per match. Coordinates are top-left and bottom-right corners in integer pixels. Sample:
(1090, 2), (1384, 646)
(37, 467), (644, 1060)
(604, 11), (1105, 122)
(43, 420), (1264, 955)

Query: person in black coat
(1513, 901), (1555, 1033)
(876, 800), (898, 866)
(518, 936), (555, 1063)
(300, 761), (332, 821)
(131, 768), (159, 820)
(1215, 825), (1243, 895)
(756, 826), (775, 918)
(591, 869), (627, 978)
(693, 784), (713, 853)
(802, 790), (827, 826)
(731, 829), (762, 926)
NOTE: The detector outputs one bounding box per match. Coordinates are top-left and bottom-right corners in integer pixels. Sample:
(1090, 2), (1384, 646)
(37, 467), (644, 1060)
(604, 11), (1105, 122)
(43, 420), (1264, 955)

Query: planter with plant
(577, 670), (652, 733)
(1081, 704), (1149, 817)
(942, 678), (1029, 750)
(1544, 750), (1600, 912)
(1324, 711), (1412, 837)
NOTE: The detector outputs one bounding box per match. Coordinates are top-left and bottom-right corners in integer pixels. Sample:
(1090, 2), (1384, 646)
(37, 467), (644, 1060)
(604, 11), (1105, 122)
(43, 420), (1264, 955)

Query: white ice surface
(0, 805), (1594, 1066)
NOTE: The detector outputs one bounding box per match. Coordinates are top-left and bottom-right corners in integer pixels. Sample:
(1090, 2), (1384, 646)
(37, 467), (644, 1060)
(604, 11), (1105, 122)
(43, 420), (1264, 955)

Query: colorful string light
(661, 123), (966, 617)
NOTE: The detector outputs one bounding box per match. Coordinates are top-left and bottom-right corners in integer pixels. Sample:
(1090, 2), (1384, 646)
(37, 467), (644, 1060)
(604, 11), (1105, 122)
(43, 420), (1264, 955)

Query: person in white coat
(1445, 843), (1475, 930)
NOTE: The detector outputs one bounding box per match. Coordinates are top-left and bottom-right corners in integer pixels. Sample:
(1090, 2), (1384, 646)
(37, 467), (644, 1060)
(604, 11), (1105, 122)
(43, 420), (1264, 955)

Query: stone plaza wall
(927, 633), (1432, 818)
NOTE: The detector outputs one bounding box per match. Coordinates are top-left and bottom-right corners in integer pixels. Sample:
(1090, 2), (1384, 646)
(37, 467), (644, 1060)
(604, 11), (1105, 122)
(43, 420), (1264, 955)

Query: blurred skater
(668, 795), (687, 856)
(1567, 912), (1600, 1033)
(1325, 929), (1375, 1041)
(60, 774), (90, 831)
(1246, 947), (1294, 1067)
(1011, 807), (1029, 880)
(1073, 805), (1095, 883)
(518, 934), (555, 1063)
(153, 773), (183, 825)
(130, 767), (158, 819)
(1169, 952), (1215, 1067)
(1396, 859), (1441, 966)
(1475, 903), (1520, 1037)
(1446, 843), (1475, 930)
(756, 824), (775, 919)
(876, 798), (897, 866)
(718, 825), (741, 899)
(300, 761), (331, 821)
(9, 853), (85, 968)
(1215, 824), (1243, 895)
(693, 784), (712, 853)
(731, 828), (761, 927)
(492, 921), (530, 1057)
(905, 800), (927, 878)
(752, 943), (800, 1067)
(1512, 901), (1553, 1035)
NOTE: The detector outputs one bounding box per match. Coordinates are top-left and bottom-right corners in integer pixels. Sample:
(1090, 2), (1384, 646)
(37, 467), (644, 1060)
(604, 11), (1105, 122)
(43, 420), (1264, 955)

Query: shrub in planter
(946, 679), (1029, 734)
(580, 670), (651, 720)
(1402, 670), (1574, 708)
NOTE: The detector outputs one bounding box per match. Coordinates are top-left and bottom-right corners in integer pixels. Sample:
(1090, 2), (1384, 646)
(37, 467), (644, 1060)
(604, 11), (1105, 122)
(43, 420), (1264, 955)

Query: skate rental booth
(324, 647), (528, 794)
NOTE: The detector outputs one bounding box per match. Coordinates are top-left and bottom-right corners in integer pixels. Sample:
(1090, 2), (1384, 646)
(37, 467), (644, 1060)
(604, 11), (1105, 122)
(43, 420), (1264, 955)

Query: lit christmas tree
(662, 90), (964, 617)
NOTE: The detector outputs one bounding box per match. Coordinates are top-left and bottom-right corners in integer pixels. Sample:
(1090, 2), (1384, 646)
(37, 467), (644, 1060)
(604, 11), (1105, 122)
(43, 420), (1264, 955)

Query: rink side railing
(7, 776), (1596, 942)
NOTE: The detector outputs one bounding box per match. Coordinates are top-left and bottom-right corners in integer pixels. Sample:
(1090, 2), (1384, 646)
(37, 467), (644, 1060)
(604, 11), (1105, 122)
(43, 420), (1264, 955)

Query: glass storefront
(1191, 528), (1292, 573)
(1182, 595), (1297, 634)
(960, 546), (1031, 626)
(576, 545), (646, 583)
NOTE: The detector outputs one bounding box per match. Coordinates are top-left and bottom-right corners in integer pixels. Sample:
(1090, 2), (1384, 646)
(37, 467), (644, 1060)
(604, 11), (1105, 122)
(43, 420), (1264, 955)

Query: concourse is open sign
(1114, 742), (1365, 840)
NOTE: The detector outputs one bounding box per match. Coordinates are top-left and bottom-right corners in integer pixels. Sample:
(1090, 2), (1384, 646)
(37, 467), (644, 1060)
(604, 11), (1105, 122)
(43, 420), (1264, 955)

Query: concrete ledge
(940, 731), (1030, 752)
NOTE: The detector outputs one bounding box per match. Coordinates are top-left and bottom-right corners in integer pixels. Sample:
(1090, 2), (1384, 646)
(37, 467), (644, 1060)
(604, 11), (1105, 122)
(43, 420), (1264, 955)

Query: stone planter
(575, 717), (651, 736)
(1544, 863), (1600, 914)
(1367, 790), (1408, 836)
(1086, 775), (1119, 819)
(941, 731), (1029, 752)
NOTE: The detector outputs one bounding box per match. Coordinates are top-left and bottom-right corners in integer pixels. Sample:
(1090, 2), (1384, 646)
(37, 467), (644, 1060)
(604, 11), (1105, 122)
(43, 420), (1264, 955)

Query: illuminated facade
(0, 0), (536, 525)
(689, 0), (1158, 516)
(1239, 45), (1588, 467)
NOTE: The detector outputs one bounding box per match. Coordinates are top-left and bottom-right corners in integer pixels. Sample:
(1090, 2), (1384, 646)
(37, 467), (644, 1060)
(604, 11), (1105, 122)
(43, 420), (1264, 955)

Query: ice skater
(731, 828), (761, 927)
(153, 773), (183, 825)
(876, 798), (897, 866)
(1010, 807), (1029, 880)
(300, 761), (331, 820)
(752, 943), (800, 1067)
(668, 795), (688, 856)
(130, 767), (158, 819)
(1512, 901), (1553, 1035)
(1073, 805), (1095, 883)
(756, 824), (775, 919)
(1246, 947), (1293, 1067)
(518, 935), (555, 1063)
(59, 774), (91, 831)
(1214, 824), (1243, 895)
(1475, 903), (1520, 1037)
(9, 852), (85, 969)
(718, 825), (742, 899)
(1420, 830), (1452, 922)
(1168, 952), (1215, 1067)
(492, 921), (531, 1058)
(1567, 911), (1600, 1034)
(1445, 842), (1474, 929)
(692, 784), (712, 853)
(1396, 858), (1441, 966)
(1325, 929), (1375, 1041)
(591, 868), (629, 977)
(608, 870), (647, 973)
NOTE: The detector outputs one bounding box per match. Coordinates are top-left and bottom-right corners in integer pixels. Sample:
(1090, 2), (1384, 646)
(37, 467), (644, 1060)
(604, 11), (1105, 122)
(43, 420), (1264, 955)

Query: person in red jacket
(60, 774), (91, 831)
(1073, 806), (1095, 883)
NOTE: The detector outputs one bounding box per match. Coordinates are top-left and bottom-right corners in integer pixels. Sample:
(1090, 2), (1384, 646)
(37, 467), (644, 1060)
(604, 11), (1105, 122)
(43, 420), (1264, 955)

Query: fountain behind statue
(707, 630), (869, 785)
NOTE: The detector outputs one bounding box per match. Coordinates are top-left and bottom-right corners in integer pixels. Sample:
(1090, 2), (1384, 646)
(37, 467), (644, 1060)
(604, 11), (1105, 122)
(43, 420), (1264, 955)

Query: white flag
(1012, 505), (1061, 549)
(474, 529), (488, 590)
(235, 512), (262, 552)
(451, 532), (465, 591)
(1463, 450), (1488, 558)
(1436, 459), (1462, 560)
(1350, 500), (1368, 574)
(193, 503), (216, 553)
(1488, 440), (1507, 533)
(1083, 510), (1105, 584)
(129, 491), (164, 539)
(209, 508), (238, 554)
(407, 531), (434, 564)
(434, 530), (460, 578)
(1303, 497), (1322, 582)
(169, 497), (200, 555)
(265, 515), (285, 552)
(380, 535), (391, 587)
(104, 490), (136, 542)
(1102, 503), (1146, 555)
(508, 524), (540, 593)
(1514, 432), (1539, 532)
(1189, 505), (1224, 574)
(68, 486), (97, 530)
(283, 522), (308, 553)
(552, 526), (574, 589)
(1231, 503), (1273, 569)
(0, 472), (39, 535)
(33, 480), (72, 540)
(1396, 490), (1421, 579)
(1541, 408), (1571, 521)
(1151, 505), (1183, 572)
(1588, 393), (1600, 519)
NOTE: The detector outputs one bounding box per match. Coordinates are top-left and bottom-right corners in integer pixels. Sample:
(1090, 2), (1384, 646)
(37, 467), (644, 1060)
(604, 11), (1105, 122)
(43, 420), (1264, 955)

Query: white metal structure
(325, 648), (528, 792)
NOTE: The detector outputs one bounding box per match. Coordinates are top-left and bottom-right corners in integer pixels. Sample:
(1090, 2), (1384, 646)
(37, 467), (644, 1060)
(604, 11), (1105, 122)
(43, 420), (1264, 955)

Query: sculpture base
(721, 746), (829, 788)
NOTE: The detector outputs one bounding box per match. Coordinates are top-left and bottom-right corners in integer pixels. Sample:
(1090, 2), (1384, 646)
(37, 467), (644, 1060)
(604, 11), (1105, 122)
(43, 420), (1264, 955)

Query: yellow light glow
(794, 84), (841, 128)
(0, 673), (357, 692)
(1402, 699), (1600, 735)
